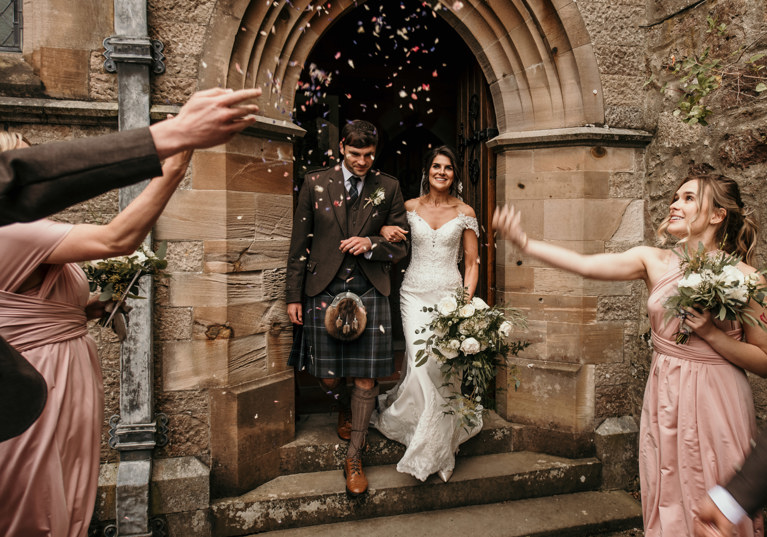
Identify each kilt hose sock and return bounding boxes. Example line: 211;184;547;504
347;383;379;460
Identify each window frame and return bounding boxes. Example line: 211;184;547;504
0;0;22;52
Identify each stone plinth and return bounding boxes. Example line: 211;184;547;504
595;416;639;490
209;372;295;498
96;456;211;536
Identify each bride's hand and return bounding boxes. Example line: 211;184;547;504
380;225;408;243
492;204;528;250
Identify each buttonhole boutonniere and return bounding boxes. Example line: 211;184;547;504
364;187;385;208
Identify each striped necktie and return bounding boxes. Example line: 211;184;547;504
348;176;360;204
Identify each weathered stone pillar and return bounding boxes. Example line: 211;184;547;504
105;0;165;535
491;127;652;457
155;117;304;498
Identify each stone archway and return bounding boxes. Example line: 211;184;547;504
200;0;605;129
157;0;650;495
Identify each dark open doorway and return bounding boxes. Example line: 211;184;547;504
293;1;474;187
291;1;495;413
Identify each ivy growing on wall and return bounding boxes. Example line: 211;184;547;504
647;16;766;125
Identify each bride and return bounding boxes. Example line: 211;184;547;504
372;145;481;482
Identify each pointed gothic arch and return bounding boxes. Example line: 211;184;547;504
199;0;604;133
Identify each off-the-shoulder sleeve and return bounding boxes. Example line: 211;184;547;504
459;213;480;238
0;219;72;292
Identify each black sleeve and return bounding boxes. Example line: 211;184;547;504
725;427;767;516
0;127;162;225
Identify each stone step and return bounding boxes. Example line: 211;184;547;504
249;490;642;537
211;451;602;536
280;410;520;475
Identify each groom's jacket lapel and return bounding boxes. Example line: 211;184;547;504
350;174;380;238
327;169;347;235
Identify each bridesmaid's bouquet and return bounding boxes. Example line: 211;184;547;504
664;244;767;344
82;243;169;339
415;288;528;427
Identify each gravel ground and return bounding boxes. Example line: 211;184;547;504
600;529;644;537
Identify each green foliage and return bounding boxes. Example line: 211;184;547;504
652;17;767;124
669;47;722;125
81;243;169;302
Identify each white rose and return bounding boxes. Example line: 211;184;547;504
460;337;481;355
437;296;458;316
432;324;447;337
498;321;512;339
678;273;703;289
449;339;461;350
721;265;745;286
436;344;459;359
724;285;749;304
471;297;489;310
459;304;476;318
458;320;473;335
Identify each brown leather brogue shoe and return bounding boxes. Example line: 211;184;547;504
343;457;368;497
337;408;352;441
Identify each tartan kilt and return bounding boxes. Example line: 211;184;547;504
288;272;394;379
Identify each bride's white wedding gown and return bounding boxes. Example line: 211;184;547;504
372;210;482;482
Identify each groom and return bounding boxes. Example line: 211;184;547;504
286;120;408;496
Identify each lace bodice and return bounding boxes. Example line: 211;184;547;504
401;210;479;294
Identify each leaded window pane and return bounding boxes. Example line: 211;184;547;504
0;0;21;52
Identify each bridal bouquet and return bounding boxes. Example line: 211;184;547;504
82;243;169;338
415;288;528;427
664;244;767;344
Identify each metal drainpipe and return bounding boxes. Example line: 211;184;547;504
103;0;165;535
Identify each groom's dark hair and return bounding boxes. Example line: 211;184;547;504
341;120;379;149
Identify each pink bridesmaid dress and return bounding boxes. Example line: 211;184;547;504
0;219;103;537
641;251;763;536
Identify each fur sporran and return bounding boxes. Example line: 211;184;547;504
324;291;367;341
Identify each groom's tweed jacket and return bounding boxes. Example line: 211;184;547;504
286;165;409;303
726;427;767;516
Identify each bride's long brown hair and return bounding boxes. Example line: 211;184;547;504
656;174;759;265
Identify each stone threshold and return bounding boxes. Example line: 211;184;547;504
251;490;642;537
211;451;603;535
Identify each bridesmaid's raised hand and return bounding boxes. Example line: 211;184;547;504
492;204;528;251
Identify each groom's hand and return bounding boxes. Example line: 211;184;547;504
340;236;373;256
287;303;303;325
693;496;736;537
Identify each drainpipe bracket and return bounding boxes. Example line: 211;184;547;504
103;36;166;75
108;413;169;451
